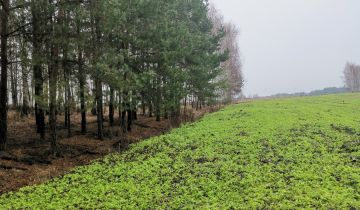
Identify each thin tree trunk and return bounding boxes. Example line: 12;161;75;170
141;92;146;116
155;103;161;122
133;108;137;121
21;39;30;116
127;109;132;131
142;102;146;116
164;108;168;119
183;96;187;115
121;110;126;133
122;91;132;132
78;49;86;133
64;90;68;126
95;79;103;139
92;0;103;139
118;94;122;126
109;87;114;126
63;46;71;137
95;80;103;138
149;101;153;117
192;95;195;108
10;44;18;108
155;78;161;122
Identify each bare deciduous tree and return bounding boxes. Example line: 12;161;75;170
208;3;244;102
343;62;360;92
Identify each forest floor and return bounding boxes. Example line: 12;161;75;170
0;106;220;194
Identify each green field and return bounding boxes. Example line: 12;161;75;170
1;94;359;209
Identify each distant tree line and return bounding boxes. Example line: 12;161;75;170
270;87;349;98
343;62;360;92
0;0;243;152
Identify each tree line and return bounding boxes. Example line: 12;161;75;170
0;0;243;153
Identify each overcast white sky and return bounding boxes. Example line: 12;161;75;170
211;0;360;96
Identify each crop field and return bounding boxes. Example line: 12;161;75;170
0;93;359;209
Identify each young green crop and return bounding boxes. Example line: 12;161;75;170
1;93;359;209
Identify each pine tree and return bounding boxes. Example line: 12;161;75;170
0;0;10;151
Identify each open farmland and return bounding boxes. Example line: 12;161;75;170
0;93;359;209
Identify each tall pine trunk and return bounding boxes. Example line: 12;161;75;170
49;44;58;154
48;0;61;154
76;2;86;134
92;0;103;139
0;0;9;151
32;1;45;140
